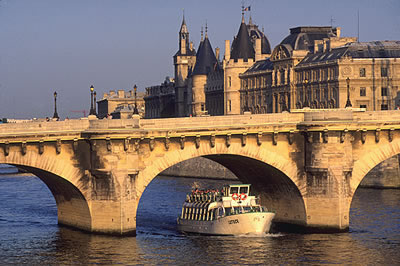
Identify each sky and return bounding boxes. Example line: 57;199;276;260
0;0;399;119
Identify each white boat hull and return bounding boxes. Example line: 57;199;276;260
177;212;275;235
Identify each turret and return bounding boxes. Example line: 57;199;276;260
191;26;217;117
173;14;197;117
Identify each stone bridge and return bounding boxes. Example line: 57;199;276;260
1;109;400;235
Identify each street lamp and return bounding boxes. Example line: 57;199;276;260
345;77;352;108
53;91;59;120
93;91;97;116
89;85;95;115
133;84;139;114
303;78;310;107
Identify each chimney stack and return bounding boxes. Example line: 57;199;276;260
224;40;230;61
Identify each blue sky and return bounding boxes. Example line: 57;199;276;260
1;0;399;118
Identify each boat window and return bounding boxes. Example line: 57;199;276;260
239;187;248;194
230;187;239;194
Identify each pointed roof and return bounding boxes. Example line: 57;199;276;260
192;35;217;75
231;20;255;61
180;14;188;34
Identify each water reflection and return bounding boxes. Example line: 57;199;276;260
0;174;399;265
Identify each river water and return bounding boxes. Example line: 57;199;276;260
0;171;399;265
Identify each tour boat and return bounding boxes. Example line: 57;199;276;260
177;184;275;235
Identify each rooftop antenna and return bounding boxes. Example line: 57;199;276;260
357;9;360;42
330;16;335;27
241;0;245;22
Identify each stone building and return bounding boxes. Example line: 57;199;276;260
97;89;145;119
239;27;400;113
144;12;271;117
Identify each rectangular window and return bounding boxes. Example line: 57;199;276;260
381;87;388;96
381;67;388;77
359;68;366;77
360;87;366;96
360;105;367;109
381;104;388;110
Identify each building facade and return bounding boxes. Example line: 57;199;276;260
144;12;271;118
97;89;145;119
144;13;400;118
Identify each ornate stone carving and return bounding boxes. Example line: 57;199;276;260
180;136;185;150
361;129;367;144
323;129;329;143
4;141;9;156
241;133;247;146
226;134;231;147
305;131;313;143
164;136;170;150
257;132;263;146
272;132;278;145
195;135;201;149
134;139;140;151
149;137;155;151
106;137;112;152
340;129;348;143
210;134;215;148
389;128;394;142
124;138;130;151
56;139;61;154
288;130;294;145
73;138;79;152
39;140;44;155
21;141;27;155
375;129;381;143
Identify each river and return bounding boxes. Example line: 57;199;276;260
0;172;399;265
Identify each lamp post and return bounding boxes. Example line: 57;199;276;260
345;77;352;108
53;91;59;120
93;91;97;116
89;85;95;115
133;84;139;114
303;78;310;107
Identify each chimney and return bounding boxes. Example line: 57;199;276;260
117;90;125;98
190;41;194;51
215;47;220;61
224;40;230;61
109;90;115;97
255;38;262;61
334;27;341;37
103;93;108;99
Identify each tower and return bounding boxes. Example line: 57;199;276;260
191;25;218;116
223;12;255;115
174;14;196;117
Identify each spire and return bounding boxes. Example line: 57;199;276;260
249;14;253;25
201;26;204;41
205;21;208;38
230;16;255;61
180;11;188;34
193;31;217;75
241;4;245;23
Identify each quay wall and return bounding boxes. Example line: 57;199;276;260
161;156;400;188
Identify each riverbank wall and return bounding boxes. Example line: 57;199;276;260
161;156;400;188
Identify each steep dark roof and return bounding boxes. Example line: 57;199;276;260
280;26;336;52
247;22;272;54
242;58;273;74
298;41;400;66
192;36;217;75
231;21;255;61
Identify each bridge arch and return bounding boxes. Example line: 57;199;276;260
352;138;400;194
135;140;307;228
0;150;92;232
